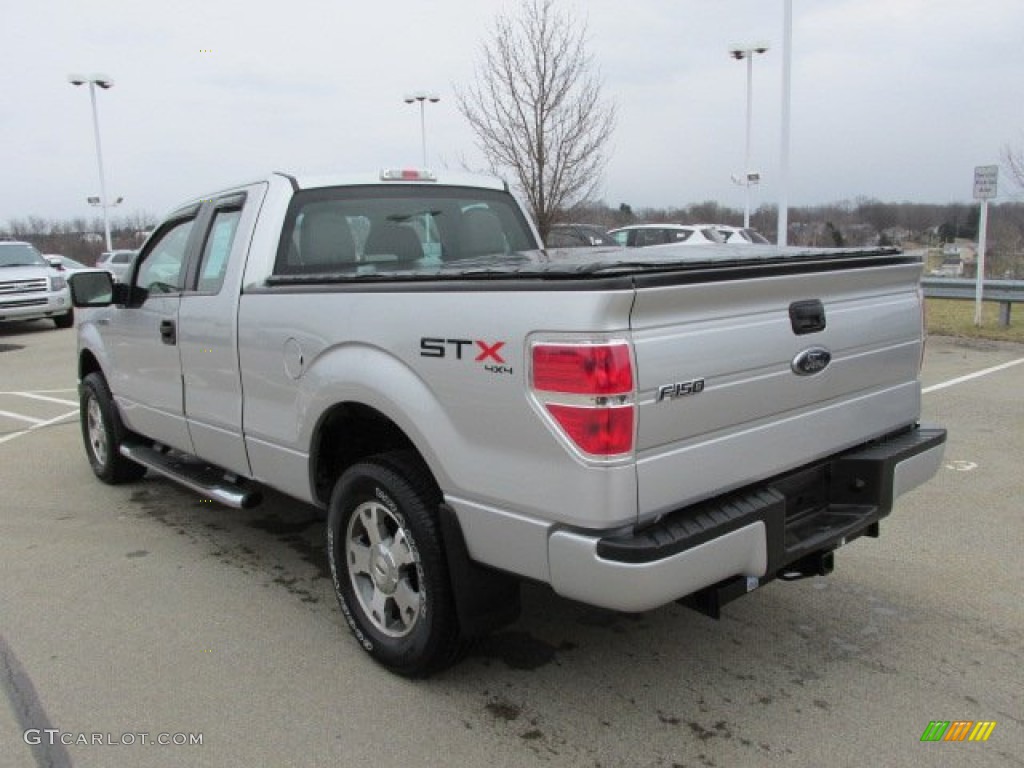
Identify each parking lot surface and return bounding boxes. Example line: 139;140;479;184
1;320;1022;767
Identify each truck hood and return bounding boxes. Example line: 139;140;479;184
0;265;53;281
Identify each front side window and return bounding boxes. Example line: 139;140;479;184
273;185;537;277
136;219;195;294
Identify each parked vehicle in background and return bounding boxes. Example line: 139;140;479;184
95;250;137;282
546;223;619;248
715;225;771;245
46;255;105;274
0;241;74;328
608;224;725;247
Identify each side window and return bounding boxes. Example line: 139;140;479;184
196;208;242;293
135;218;195;294
636;229;665;247
611;230;629;247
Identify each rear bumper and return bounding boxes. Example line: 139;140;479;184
548;425;946;612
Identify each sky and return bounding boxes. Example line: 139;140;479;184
3;0;1023;224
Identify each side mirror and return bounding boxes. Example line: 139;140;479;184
68;271;116;307
46;256;65;270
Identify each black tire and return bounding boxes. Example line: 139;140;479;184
54;309;74;329
80;372;146;484
327;451;464;677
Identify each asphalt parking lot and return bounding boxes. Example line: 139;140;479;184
1;320;1021;768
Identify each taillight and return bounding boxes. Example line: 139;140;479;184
533;344;633;395
531;341;636;459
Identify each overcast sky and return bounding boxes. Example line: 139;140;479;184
3;0;1022;223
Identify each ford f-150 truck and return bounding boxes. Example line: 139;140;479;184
68;170;946;676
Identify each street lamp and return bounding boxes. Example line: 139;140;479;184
69;73;116;252
778;0;793;247
728;43;769;229
403;91;440;167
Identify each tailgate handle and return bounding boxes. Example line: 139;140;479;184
789;300;826;335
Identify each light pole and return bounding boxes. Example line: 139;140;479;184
69;73;116;252
404;91;440;167
729;43;769;229
778;0;793;246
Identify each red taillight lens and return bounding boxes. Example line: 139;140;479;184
532;343;633;395
531;340;636;458
545;404;634;456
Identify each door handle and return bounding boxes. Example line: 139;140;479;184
159;319;177;345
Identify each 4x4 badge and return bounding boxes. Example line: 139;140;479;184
792;347;832;376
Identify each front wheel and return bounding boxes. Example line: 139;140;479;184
54;309;74;329
80;372;146;484
327;452;464;677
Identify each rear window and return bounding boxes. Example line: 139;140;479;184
113;252;134;263
273;185;537;277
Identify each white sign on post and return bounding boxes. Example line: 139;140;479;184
974;165;998;200
973;165;997;325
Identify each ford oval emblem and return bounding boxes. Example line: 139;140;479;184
792;347;832;376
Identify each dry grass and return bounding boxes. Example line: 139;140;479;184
925;298;1024;343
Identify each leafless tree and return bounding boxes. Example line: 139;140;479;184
456;0;616;240
1003;138;1024;192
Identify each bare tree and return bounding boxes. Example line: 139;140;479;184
1003;137;1024;191
457;0;616;240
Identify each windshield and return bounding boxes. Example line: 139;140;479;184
0;243;47;268
274;185;537;277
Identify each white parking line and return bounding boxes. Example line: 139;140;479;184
0;409;79;446
0;410;46;425
922;357;1024;395
0;388;77;396
13;392;79;407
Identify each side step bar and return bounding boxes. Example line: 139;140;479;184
120;441;262;509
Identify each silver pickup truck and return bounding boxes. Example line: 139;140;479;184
68;170;946;676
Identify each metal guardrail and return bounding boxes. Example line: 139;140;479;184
921;277;1024;327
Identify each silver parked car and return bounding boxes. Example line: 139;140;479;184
95;249;137;282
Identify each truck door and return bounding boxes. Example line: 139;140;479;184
176;186;265;477
104;211;199;454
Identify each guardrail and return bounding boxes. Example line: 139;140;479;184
921;277;1024;327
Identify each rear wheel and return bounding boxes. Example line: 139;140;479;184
80;372;146;484
326;451;464;677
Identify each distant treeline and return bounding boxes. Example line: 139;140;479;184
1;212;158;264
5;199;1024;274
572;198;1024;252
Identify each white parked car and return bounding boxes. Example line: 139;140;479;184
95;250;138;282
608;224;725;247
0;241;74;328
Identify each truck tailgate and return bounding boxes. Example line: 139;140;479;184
630;254;925;522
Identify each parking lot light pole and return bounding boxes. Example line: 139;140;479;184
69;74;115;253
404;91;440;167
778;0;793;246
729;44;769;229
